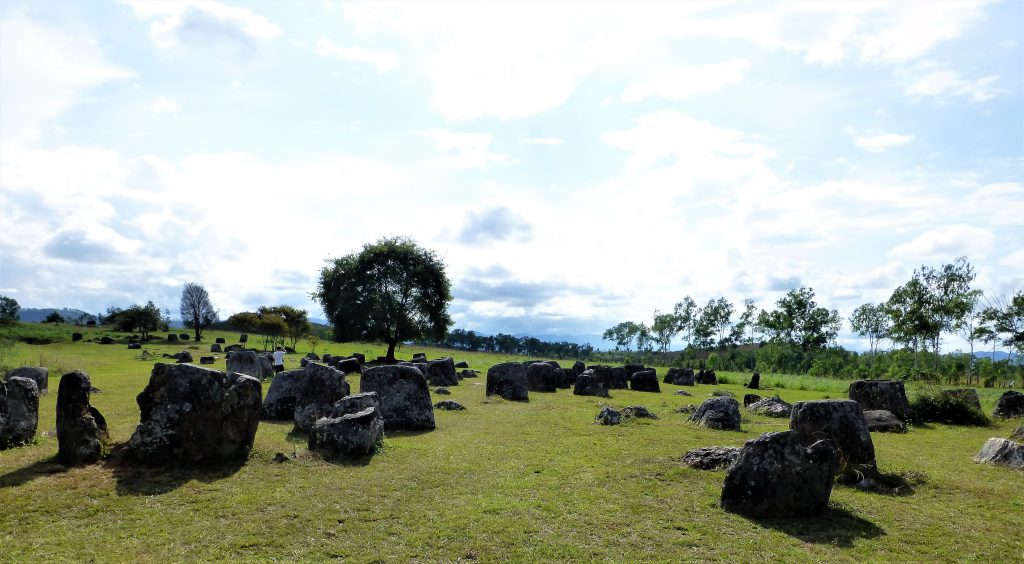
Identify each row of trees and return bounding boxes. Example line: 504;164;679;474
419;328;595;360
850;258;1023;382
225;306;312;350
603;257;1022;381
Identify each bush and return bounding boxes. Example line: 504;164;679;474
909;389;990;426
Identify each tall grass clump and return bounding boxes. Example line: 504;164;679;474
909;387;990;426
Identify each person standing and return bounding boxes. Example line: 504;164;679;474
272;346;286;374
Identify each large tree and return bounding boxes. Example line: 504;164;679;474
759;287;841;351
850;302;890;377
0;296;19;326
180;282;218;342
672;296;698;347
316;237;453;360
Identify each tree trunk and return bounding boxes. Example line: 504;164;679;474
386;339;397;361
194;327;202;342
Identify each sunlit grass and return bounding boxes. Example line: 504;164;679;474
0;328;1021;561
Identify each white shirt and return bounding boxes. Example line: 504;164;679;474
273;350;285;366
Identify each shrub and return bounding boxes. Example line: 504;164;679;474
909;389;990;426
72;332;83;342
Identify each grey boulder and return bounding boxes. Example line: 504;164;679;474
721;431;839;518
689;396;741;431
993;390;1024;418
0;376;39;449
526;362;558;392
848;379;910;422
629;370;660;393
261;369;304;420
226;350;274;380
973;438;1024;469
309;407;383;459
56;370;109;464
573;370;609;397
293;362;351;433
426;358;458;386
360;365;435;431
6;366;48;395
128;363;262;464
790;399;876;479
486;362;529;402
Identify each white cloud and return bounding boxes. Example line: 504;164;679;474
622;58;750;102
522;137;565;145
0;14;133;143
888;224;996;261
150;96;182;113
343;2;987;121
315;38;396;72
123;0;281;53
1000;249;1024;269
905;65;1001;102
854;133;914;152
0;144;407;315
421;129;511;169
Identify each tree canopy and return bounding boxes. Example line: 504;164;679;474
315;237;453;360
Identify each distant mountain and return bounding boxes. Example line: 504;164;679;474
973;350;1018;363
18;308;95;323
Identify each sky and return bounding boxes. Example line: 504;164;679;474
0;0;1022;352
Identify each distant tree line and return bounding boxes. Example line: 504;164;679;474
602;257;1023;384
417;328;595;361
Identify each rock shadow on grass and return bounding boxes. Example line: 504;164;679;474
105;445;246;496
748;503;886;548
0;455;71;488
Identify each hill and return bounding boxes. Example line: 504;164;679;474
17;308;94;323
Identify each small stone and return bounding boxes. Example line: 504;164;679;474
863;409;907;433
434;387;451;395
743;393;762;407
622;405;658;419
434;400;465;411
748;396;793;418
273;452;289;463
674;390;692;396
596;406;621;425
682;446;741;470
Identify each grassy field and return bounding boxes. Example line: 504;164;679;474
1;326;1022;562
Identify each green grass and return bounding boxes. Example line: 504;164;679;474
1;329;1022;562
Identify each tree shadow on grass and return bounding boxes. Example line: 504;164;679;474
0;455;71;488
105;445;246;496
750;504;886;548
